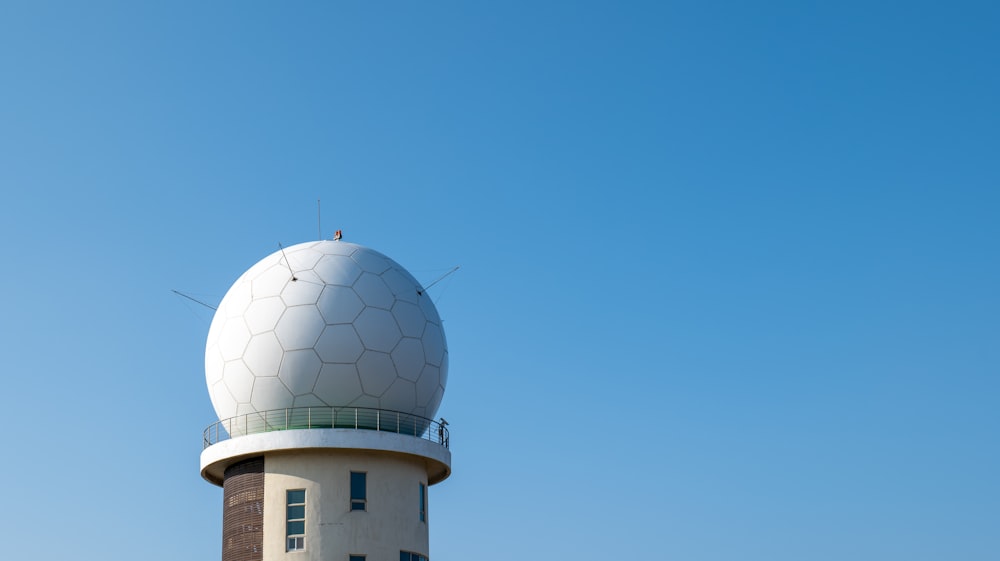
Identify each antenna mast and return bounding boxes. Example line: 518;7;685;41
278;242;298;281
417;266;460;296
171;289;217;311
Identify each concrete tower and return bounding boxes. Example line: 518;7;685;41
200;240;451;561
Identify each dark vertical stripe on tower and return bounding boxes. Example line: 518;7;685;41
222;457;264;561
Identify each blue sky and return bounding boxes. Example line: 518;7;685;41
1;2;998;560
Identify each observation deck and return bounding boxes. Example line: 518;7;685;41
200;406;451;486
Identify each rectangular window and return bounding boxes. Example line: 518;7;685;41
419;482;427;522
350;471;367;511
286;489;306;551
350;556;366;561
400;551;428;561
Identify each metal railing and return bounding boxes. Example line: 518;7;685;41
203;406;450;450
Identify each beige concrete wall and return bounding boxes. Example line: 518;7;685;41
262;450;430;561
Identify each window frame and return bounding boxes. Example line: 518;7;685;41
350;471;367;512
419;482;427;523
286;489;307;552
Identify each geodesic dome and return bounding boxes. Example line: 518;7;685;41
205;241;448;425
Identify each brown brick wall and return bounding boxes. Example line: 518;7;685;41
222;457;264;561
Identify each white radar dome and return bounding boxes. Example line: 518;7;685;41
205;241;448;424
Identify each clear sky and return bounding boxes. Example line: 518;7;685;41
1;2;997;560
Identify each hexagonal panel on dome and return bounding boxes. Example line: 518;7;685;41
252;264;293;298
250;376;294;412
313;363;363;405
211;380;237;420
418;293;442;324
218;319;251;361
223;360;255;403
244;296;285;335
222;280;254;318
391;337;425;381
243;331;283;377
206;316;225;351
421;324;446;367
354;308;401;352
352;272;394;310
315;254;363;286
280;275;324;306
381;268;421;303
380;379;417;412
438;353;449;388
318;241;358;257
205;347;225;386
315;324;364;363
424;386;444;417
275;305;325;350
415;365;440;405
352;250;391;274
286;246;323;271
278;349;322;395
357;350;397;397
391;301;427;338
317;285;364;324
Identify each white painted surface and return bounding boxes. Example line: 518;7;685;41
200;428;452;486
263;451;430;561
206;241;449;422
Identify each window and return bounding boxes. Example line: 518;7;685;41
350;471;366;511
286;489;306;551
419;482;427;522
400;551;428;561
349;556;366;561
